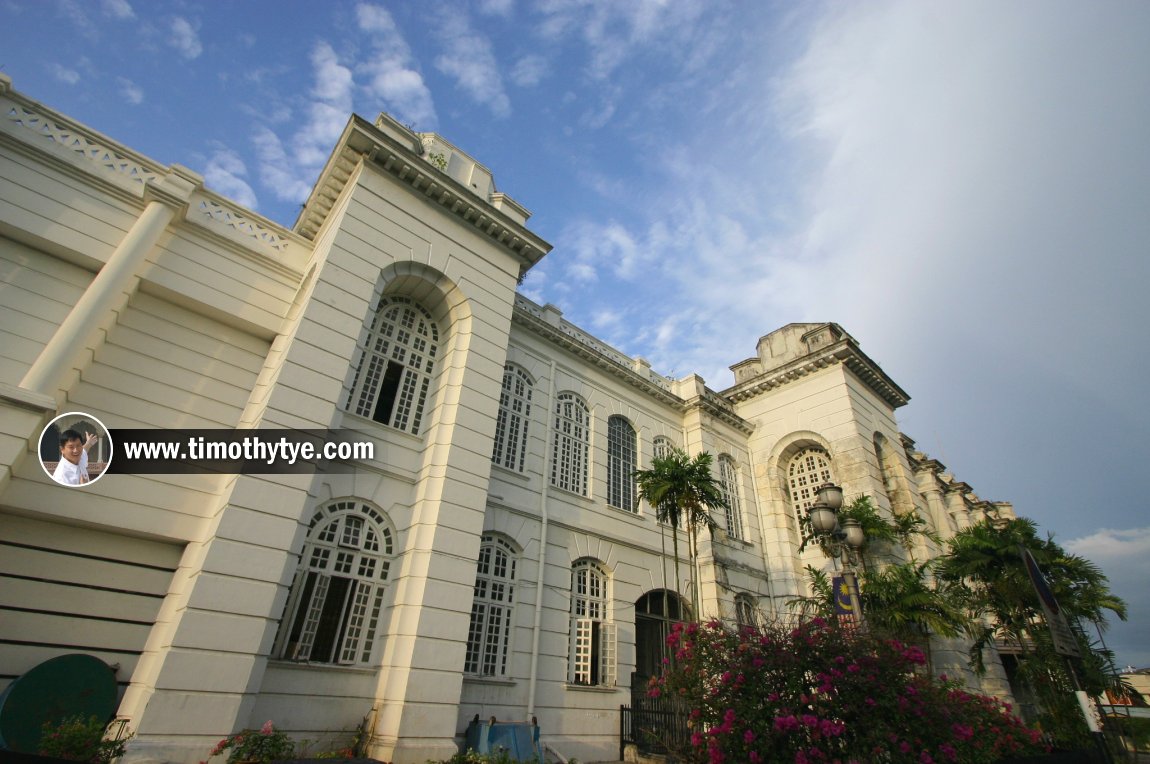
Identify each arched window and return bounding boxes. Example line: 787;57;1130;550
634;590;688;678
492;365;533;472
569;559;615;686
278;500;394;665
718;454;743;540
464;534;517;677
607;416;637;512
788;447;835;527
735;593;758;629
346;295;439;434
652;436;673;461
551;392;590;495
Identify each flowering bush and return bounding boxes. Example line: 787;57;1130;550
651;619;1047;764
206;721;295;763
38;716;132;764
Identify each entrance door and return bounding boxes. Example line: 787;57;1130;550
632;589;687;685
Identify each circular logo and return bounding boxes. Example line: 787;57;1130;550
38;412;113;488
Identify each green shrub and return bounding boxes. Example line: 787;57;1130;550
38;716;133;764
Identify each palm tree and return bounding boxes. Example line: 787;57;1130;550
936;517;1127;651
935;518;1128;748
634;448;727;619
861;561;971;639
859;560;972;670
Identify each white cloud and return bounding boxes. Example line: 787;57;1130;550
169;16;202;59
591;308;621;332
356;3;438;128
434;12;510;118
101;0;133;20
57;0;93;32
51;64;80;85
203;148;259;210
1065;528;1150;565
252;126;314;204
535;0;707;79
510;55;548;87
252;42;356;205
477;0;513;16
768;1;1150;405
117;77;144;105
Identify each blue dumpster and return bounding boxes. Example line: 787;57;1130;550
463;716;542;762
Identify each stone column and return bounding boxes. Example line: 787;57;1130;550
914;463;953;541
944;483;973;530
20;167;201;397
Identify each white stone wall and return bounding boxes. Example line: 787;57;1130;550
0;77;1020;764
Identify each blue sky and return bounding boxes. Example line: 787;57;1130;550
3;0;1148;668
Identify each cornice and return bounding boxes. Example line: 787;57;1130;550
510;302;755;435
511;303;684;408
682;390;755;435
720;336;910;409
295;115;551;270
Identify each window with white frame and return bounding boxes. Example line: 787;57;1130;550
346;295;439;434
278;500;394;665
718;454;744;540
607;416;637;512
788;447;835;527
492;365;533;472
464;534;517;677
551;392;590;496
569;559;615;686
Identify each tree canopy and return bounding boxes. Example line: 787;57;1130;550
634;448;727;617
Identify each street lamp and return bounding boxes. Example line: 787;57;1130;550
807;483;866;623
808;482;842;534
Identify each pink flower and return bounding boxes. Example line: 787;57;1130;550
774;715;800;733
744;729;755;744
260;720;274;735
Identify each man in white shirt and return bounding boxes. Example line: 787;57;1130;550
52;429;97;486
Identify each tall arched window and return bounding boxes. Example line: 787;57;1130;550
278;500;394;665
464;534;517;677
718;454;743;540
551;392;590;495
788;447;835;527
652;436;673;461
492;365;533;472
569;559;615;686
607;416;636;512
346;295;439;434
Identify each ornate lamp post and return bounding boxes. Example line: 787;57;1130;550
807;482;866;623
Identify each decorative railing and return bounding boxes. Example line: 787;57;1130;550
3;102;163;186
194;197;292;253
3;92;300;262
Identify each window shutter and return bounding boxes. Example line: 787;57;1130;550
339;580;376;664
600;621;618;686
571;617;594;684
295;572;331;661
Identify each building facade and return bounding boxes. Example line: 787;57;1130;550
0;75;1011;763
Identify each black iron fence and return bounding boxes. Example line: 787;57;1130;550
621;672;692;761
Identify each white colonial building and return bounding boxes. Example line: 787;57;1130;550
0;74;1012;763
